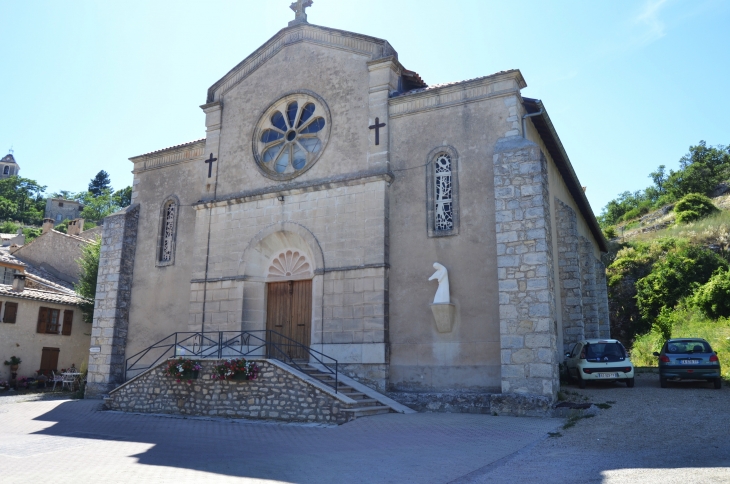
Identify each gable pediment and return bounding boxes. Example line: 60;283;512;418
206;24;397;103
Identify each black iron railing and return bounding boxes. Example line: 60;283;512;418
124;330;338;392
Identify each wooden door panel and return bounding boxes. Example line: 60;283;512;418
266;279;312;360
291;280;312;359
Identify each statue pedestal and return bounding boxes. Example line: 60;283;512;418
431;303;456;333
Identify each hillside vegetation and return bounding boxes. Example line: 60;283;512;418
599;141;730;377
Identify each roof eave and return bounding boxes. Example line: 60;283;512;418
523;98;608;252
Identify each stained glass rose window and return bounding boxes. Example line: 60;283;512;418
253;92;331;180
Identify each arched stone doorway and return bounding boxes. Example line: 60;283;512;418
239;223;324;359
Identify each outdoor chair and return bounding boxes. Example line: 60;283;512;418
50;371;64;391
61;372;77;391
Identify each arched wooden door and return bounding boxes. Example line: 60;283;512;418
266;280;312;359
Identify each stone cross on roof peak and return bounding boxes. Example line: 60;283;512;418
289;0;313;26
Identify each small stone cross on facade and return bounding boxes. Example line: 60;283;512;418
204;153;217;178
369;117;386;146
289;0;313;26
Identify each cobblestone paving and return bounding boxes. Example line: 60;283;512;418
0;397;559;484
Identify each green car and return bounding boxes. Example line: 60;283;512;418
653;338;722;389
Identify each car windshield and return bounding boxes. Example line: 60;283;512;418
666;341;711;354
585;343;625;362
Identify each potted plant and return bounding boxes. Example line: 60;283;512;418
163;357;203;384
211;358;260;381
4;356;21;372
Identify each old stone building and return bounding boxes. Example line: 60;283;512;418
0;152;19;179
45;198;84;223
87;3;609;412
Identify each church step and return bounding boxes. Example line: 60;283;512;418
343;406;392;417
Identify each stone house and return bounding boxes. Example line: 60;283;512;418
87;4;609;413
45;198;84;223
0;255;89;382
11;218;97;285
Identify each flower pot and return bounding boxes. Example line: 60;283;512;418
10;365;18;372
181;370;199;380
230;373;250;381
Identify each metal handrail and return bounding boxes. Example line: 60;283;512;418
124;330;339;392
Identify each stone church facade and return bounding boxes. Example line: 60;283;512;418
87;7;609;408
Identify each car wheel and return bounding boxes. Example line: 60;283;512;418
626;377;635;388
660;377;667;388
714;378;722;390
578;376;586;389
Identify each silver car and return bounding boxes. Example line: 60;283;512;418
653;338;722;389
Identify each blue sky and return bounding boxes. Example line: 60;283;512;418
1;0;728;214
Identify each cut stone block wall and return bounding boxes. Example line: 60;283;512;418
555;199;585;348
579;236;600;339
106;359;353;424
86;205;140;397
493;137;559;399
595;259;611;338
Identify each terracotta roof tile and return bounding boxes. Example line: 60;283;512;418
0;284;85;305
397;70;520;97
133;138;206;158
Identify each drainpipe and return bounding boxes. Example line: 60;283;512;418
522;101;544;139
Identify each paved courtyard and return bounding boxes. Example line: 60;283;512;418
2;373;729;484
0;396;559;484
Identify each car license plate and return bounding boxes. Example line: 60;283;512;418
596;373;619;378
680;360;700;365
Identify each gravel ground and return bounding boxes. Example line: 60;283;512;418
460;372;730;483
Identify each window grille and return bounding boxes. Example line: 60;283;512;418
160;201;176;262
434;154;454;231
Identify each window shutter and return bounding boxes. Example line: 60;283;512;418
4;302;17;324
62;310;73;336
36;307;48;333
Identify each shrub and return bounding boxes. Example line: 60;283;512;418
635;245;727;324
674;193;719;224
692;269;730;318
603;226;617;239
0;221;19;234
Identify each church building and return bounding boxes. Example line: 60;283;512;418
87;2;609;412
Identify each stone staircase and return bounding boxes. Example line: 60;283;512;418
295;361;393;418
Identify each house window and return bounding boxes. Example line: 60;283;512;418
37;307;61;334
62;310;73;335
56;214;62;222
427;147;460;237
58;202;64;207
0;266;15;285
158;197;179;266
3;302;18;323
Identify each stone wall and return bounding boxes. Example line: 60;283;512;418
106;359;354;425
12;229;89;284
493;137;559;399
579;237;600;339
86;205;140;397
595;259;611;338
555;199;585;348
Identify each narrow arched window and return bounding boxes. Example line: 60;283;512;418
427;147;460;237
157;197;179;266
434;154;453;231
2;166;8;175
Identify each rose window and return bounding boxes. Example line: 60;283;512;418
253;92;331;180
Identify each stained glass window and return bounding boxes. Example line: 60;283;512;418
160;200;176;262
255;93;330;179
434;154;453;231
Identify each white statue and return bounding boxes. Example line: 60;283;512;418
429;263;450;304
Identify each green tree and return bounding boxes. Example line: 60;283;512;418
88;170;112;197
79;189;121;222
635;245;727;325
663;142;730;201
0;176;47;224
113;186;132;207
0;197;18;220
0;220;19;234
692;269;730;319
75;236;101;323
674;193;719;224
